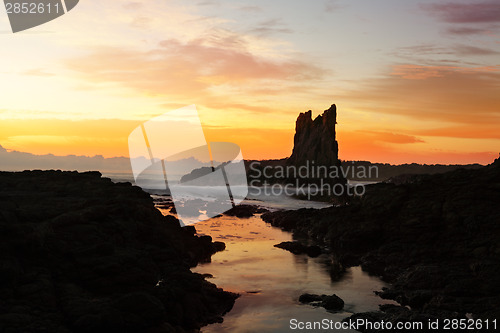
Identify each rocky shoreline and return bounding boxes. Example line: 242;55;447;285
0;170;237;332
262;157;500;330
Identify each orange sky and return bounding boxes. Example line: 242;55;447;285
0;1;499;165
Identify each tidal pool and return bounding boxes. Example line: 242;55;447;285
189;211;396;333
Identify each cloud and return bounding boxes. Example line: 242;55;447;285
337;130;497;165
359;131;425;144
248;19;293;36
447;26;498;35
196;1;219;7
65;36;323;99
418;125;500;139
422;2;500;23
391;64;499;80
396;44;453;57
453;44;499;56
340;64;500;128
324;0;342;13
422;2;500;36
196;101;273;114
393;43;499;65
391;64;450;80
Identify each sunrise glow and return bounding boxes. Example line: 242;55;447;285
1;0;499;165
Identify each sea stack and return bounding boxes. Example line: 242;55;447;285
288;104;342;168
287;104;346;188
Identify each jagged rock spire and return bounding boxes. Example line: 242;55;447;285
288;104;341;167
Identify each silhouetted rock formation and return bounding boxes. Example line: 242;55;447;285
288;104;341;168
244;105;346;199
0;171;237;332
262;158;500;325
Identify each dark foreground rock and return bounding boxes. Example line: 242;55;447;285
0;170;237;333
263;158;500;326
299;293;344;311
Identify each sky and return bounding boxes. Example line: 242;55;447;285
0;0;499;165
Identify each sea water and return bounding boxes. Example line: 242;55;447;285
154;193;396;333
107;173;396;332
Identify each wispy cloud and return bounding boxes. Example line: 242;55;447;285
422;2;500;23
391;64;499;80
341;64;500;129
358;131;425;144
324;0;342;13
418;125;500;139
197;1;219;7
248;19;293;36
447;26;498;35
422;1;500;36
396;44;453;57
393;43;498;65
338;131;497;164
453;44;499;56
65;35;323;98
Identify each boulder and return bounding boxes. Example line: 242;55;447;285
299;293;344;311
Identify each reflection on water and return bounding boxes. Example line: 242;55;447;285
113;171;394;332
188;214;396;333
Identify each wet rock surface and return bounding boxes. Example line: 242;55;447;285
263;158;500;326
0;170;237;332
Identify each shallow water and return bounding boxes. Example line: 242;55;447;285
149;188;397;333
187;212;395;333
113;172;395;331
